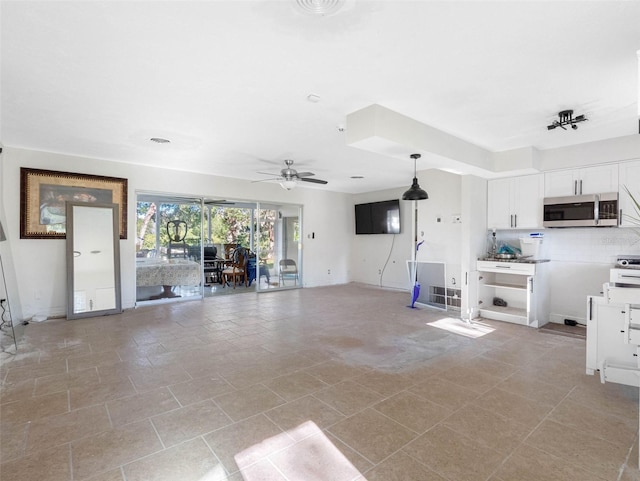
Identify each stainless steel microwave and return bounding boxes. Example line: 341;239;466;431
543;193;618;227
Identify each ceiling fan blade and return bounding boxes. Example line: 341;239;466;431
296;172;315;178
251;177;282;183
257;171;281;176
299;177;328;184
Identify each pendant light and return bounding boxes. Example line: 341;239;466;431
402;153;428;200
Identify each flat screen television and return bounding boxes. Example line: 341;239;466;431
355;199;401;234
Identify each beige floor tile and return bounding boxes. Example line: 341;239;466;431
496;370;571;405
123;437;225;481
82;468;125;481
303;359;368;385
267;424;365;481
492;444;610;481
106;387;180;426
4;358;68;382
67;350;122;371
0;443;71;481
262;371;329;401
127;365;191;392
71;419;163;480
436;364;503;394
168;375;235;406
373;391;452;434
4;285;638;479
526;419;630;480
442;404;531;454
69;378;136;410
0;421;29;462
365;451;447;481
0;390;68;422
409;376;479;410
0;378;35;403
323;431;375;474
34;367;100;396
151;399;232;447
474;387;554;428
81;468;125;481
402;424;504;481
235;458;288;481
328;408;417;464
265;395;345;436
26;404;111;454
549;398;638;447
351;370;413;397
214;384;286;421
203;414;293;474
567;380;639;422
313;380;383;416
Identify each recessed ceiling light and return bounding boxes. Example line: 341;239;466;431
350;175;364;179
306;93;321;103
150;137;170;144
294;0;346;16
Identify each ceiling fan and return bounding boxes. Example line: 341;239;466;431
255;159;328;190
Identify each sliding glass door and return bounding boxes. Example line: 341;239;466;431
136;194;203;303
257;203;302;291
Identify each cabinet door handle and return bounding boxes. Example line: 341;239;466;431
574;180;577;195
529;278;533;293
510;214;513;228
588;297;593;321
579;179;583;195
495;265;511;269
465;272;468;285
514;214;517;228
620;209;623;225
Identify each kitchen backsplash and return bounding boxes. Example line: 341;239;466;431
494;227;640;264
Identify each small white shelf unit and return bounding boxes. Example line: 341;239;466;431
477;260;549;328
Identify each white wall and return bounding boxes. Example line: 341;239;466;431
2;147;352;319
496;227;640;324
351;170;463;294
350;186;412;290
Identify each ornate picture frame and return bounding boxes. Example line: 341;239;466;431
20;168;128;239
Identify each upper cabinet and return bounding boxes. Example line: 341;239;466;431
618;160;640;227
487;174;544;230
544;164;619;197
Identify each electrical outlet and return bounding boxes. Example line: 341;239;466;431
327;269;331;275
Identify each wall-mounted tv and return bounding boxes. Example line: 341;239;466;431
355;199;401;235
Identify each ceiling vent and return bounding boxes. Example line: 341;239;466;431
294;0;347;16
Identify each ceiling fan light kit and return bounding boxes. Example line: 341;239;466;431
402;153;429;201
547;109;588;131
256;159;328;189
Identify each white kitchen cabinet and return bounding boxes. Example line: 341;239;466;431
487;174;543;230
544;164;618;197
585;295;639;385
477;260;549;327
618;160;640;227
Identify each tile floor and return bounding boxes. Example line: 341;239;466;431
1;283;638;481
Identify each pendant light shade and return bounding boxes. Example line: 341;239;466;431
402;153;428;200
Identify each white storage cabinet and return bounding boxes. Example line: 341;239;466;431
544;164;618;197
618;160;640;227
586;295;639;386
487;174;543;230
477;261;549;328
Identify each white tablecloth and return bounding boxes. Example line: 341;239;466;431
136;258;201;287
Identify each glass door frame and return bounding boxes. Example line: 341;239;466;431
255;202;302;292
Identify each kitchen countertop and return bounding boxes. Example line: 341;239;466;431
478;257;551;264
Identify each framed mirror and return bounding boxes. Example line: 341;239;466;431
66;202;122;319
